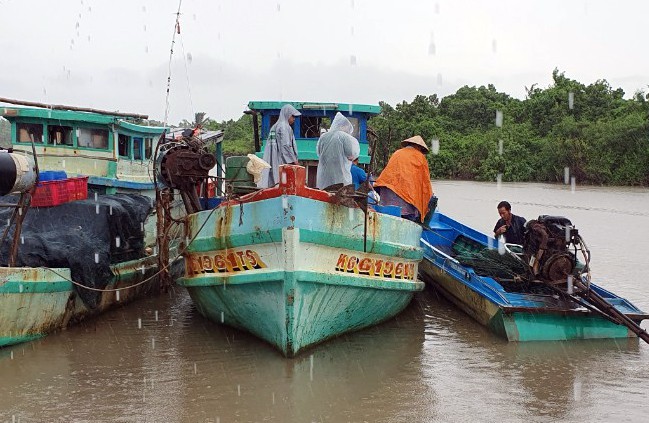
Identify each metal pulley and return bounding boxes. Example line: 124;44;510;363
0;151;37;196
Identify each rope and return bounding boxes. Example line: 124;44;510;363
40;204;219;293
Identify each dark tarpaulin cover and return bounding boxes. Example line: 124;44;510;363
0;194;153;308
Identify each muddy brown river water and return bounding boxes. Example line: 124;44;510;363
1;181;648;422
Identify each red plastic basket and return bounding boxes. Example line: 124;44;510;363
66;176;89;201
31;179;70;207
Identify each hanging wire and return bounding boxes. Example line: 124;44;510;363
163;0;184;127
179;30;195;119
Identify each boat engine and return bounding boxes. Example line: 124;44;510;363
522;215;583;282
0;150;37;196
155;133;216;214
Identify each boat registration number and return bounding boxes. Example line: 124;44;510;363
186;249;267;275
334;254;415;280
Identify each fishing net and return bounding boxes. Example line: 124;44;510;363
0;194;153;308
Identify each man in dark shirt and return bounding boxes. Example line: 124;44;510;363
493;201;526;245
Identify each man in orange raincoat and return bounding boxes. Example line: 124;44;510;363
374;135;433;223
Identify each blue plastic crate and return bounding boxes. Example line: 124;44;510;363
39;170;67;181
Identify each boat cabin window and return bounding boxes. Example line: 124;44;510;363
133;137;143;160
16;123;43;143
77;128;109;149
118;134;131;158
47;125;73;146
347;117;360;139
144;137;153;159
269;115;279;131
300;116;330;138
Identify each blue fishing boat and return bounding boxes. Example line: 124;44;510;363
419;212;649;342
157;101;425;357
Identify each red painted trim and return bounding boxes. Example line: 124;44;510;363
220;165;334;207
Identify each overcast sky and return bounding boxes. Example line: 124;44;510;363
1;0;648;124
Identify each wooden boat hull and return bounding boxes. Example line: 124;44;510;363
0;255;161;347
419;260;635;341
178;166;424;357
420;212;647;342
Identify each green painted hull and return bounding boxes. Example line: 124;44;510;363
420;259;637;341
0;255;162;348
179;166;425;356
182;269;419;357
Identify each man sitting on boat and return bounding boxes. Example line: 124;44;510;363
315;112;360;190
259;104;301;188
351;157;367;190
493;200;526;245
374;135;433;223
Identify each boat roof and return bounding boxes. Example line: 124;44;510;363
1;106;167;135
248;101;381;115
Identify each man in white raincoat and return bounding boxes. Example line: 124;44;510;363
316;112;360;190
259;104;301;188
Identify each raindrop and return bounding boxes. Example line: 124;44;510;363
143;24;147;32
75;22;80;29
237;384;241;396
221;311;224;323
272;392;275;405
151;337;155;349
495;110;503;127
141;265;145;274
94;192;98;201
193;13;197;21
18;207;22;216
276;3;281;12
573;378;582;400
497;238;506;255
496;173;502;190
568;91;575;109
43;87;47;95
94;252;99;263
10;351;13;359
88;6;91;12
62;159;66;168
435;2;440;13
116;290;120;301
20;235;23;244
115;236;121;247
570;176;576;193
428;42;436;56
310;354;314;381
437;73;443;86
350;0;355;9
565;225;572;242
109;205;113;215
142;5;146;12
487;237;495;250
194;363;197;374
148;79;153;88
187;52;193;64
348;104;353;114
564;167;570;184
19;283;24;293
492;39;497;53
87;35;91;42
71;38;75;45
431;138;440;155
141;222;144;232
138;318;142;329
498;139;503;155
350;55;357;66
145;46;149;53
350;26;354;36
155;310;159;321
567;275;574;294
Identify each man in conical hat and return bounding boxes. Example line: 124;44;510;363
374;135;433;222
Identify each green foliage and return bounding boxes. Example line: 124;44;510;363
368;69;649;186
203;114;255;156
